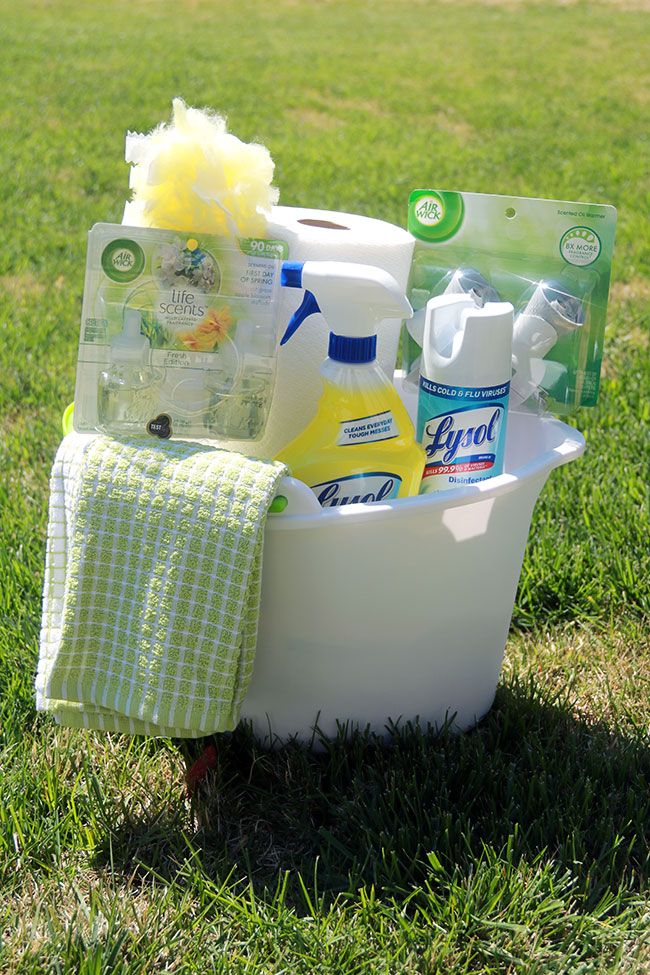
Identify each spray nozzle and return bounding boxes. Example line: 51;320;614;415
279;260;412;364
280;262;321;345
406;267;497;350
422;294;513;371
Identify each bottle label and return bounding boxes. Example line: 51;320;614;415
337;410;398;446
417;377;509;489
311;472;402;507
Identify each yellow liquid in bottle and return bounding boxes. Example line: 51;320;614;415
277;361;425;507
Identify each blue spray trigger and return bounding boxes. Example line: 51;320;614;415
280;262;304;288
280;290;321;345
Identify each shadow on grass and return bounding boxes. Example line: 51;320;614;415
92;675;650;910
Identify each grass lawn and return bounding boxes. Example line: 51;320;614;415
1;0;649;971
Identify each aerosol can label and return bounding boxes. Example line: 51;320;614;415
417;377;509;491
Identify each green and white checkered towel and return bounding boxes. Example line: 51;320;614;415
36;433;287;737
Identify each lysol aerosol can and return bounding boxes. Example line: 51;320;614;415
417;294;514;492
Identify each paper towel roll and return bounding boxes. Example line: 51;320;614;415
226;206;415;459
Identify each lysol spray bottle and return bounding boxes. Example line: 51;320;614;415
417;294;514;492
276;260;425;506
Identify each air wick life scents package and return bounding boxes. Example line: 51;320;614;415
404;190;617;414
73;224;288;440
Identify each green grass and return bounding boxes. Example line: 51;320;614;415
1;0;649;970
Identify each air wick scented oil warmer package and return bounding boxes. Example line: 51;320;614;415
403;189;617;415
73;224;287;441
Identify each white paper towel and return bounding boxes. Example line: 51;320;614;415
227;206;415;459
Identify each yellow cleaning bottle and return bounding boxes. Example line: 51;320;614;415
276;261;425;507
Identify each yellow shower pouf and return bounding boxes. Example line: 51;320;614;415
123;98;279;237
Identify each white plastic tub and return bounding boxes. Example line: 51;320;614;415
241;384;585;744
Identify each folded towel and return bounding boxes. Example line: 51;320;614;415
36;434;287;737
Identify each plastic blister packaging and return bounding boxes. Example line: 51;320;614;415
73;224;288;441
405;190;617;414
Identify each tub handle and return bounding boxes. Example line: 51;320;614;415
269;476;322;516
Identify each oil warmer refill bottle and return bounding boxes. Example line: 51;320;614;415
98;309;155;435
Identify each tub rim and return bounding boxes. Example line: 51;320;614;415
269;413;586;530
